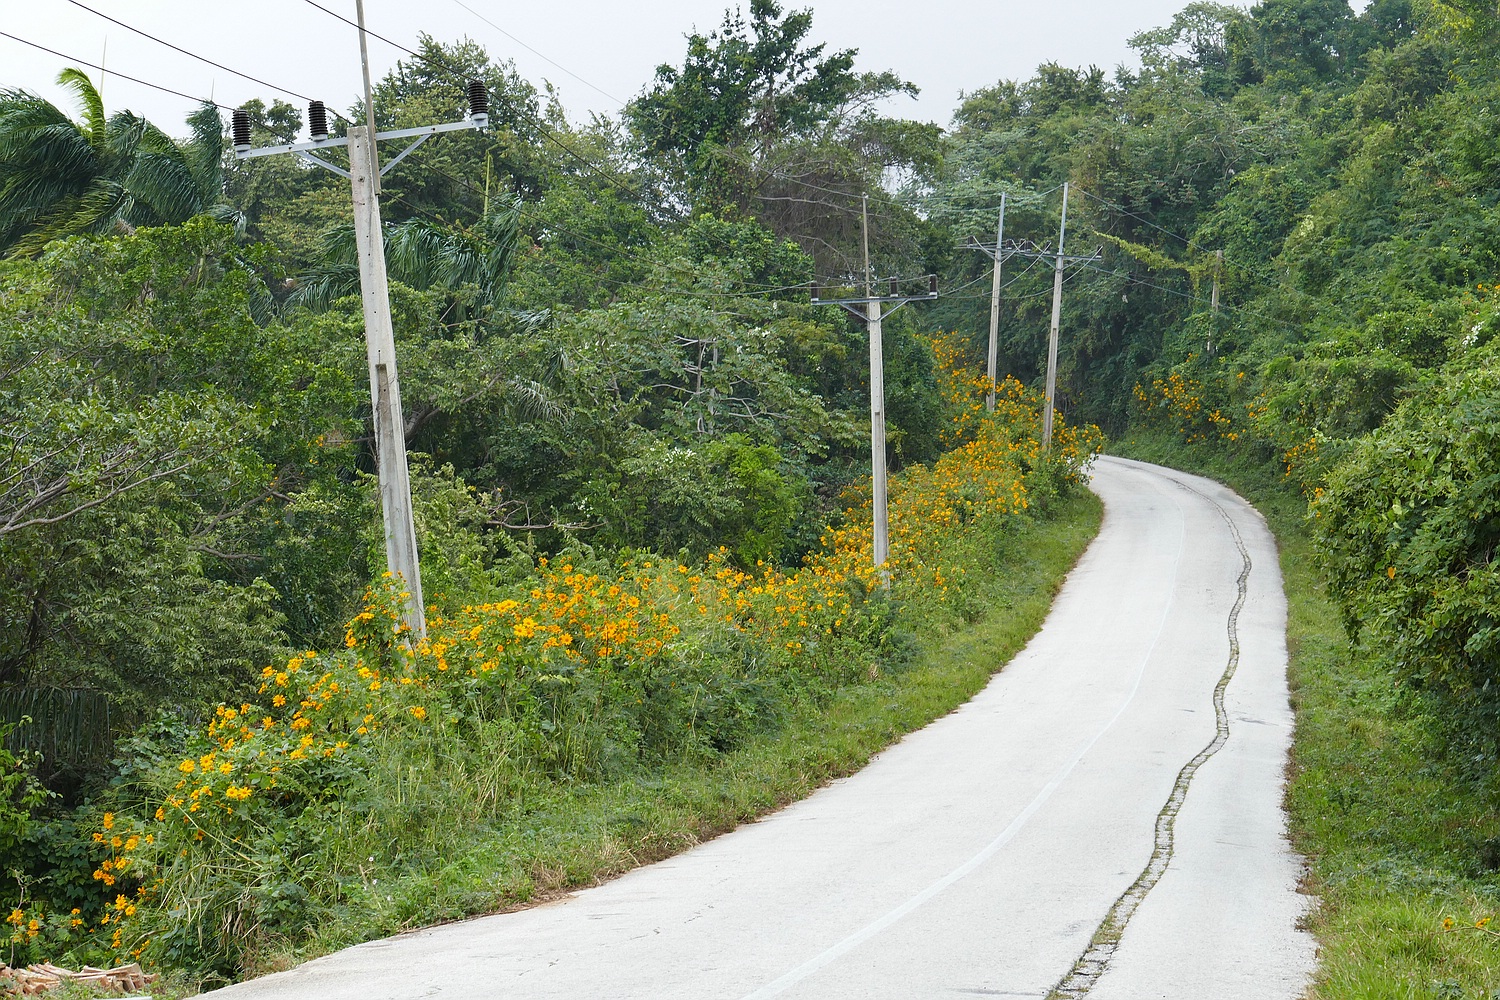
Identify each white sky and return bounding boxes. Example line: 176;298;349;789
0;0;1244;139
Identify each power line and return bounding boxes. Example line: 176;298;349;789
299;0;644;201
910;182;1067;210
5;9;915;304
0;29;228;109
371;184;829;304
300;0;918;284
1076;188;1209;254
406;156;829;294
445;0;621;108
436;0;913;225
1076;259;1307;337
59;0;351;121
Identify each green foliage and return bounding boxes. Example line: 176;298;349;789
1316;348;1500;692
629;0;863;197
292;199;522;321
580;434;808;567
628;0;937;275
0;719;49;860
0;223;317;716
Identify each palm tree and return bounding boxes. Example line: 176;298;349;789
291;198;522;323
0;68;238;258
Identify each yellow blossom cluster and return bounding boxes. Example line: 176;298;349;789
1133;369;1239;444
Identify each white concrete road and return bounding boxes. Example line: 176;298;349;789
206;457;1317;1000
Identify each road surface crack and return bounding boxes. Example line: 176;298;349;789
1046;478;1252;999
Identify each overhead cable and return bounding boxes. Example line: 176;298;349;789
60;0;350;121
0;30;226;109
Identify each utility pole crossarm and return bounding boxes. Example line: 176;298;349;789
235;119;482;162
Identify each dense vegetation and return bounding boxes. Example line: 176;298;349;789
6;0;1500;991
0;0;1101;986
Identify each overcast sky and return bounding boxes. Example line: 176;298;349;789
0;0;1260;138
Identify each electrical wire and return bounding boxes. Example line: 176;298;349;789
297;0;920;288
409;151;938;294
5;9;934;305
1075;259;1308;337
59;0;352;121
909;182;1066;211
428;0;913;225
1076;188;1209;254
0;19;790;306
445;0;622;109
298;0;645;201
0;29;228;109
406;156;837;294
378;182;834;303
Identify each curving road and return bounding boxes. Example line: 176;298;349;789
207;457;1317;999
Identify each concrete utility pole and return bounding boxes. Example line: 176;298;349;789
1042;182;1069;449
1211;248;1223;316
232;12;491;639
352;0;421;636
356;0;380;192
809;218;938;573
349;125;424;637
863;194;890;571
986;193;1007;413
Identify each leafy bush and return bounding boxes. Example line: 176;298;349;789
1316;346;1500;691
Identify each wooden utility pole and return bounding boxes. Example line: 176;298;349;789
863;194;890;571
1043;182;1069;449
986;193;1007;413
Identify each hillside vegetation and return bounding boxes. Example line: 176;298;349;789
3;0;1500;993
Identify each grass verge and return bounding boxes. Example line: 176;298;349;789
1116;429;1500;1000
222;489;1105;981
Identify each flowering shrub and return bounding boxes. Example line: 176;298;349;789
1132;369;1240;445
19;346;1100;978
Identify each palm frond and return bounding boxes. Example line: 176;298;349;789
288;224;362;310
7;181;130;258
55;67;106;150
501;377;566;423
123;150;204;224
184;102;227;203
292;203;523;315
